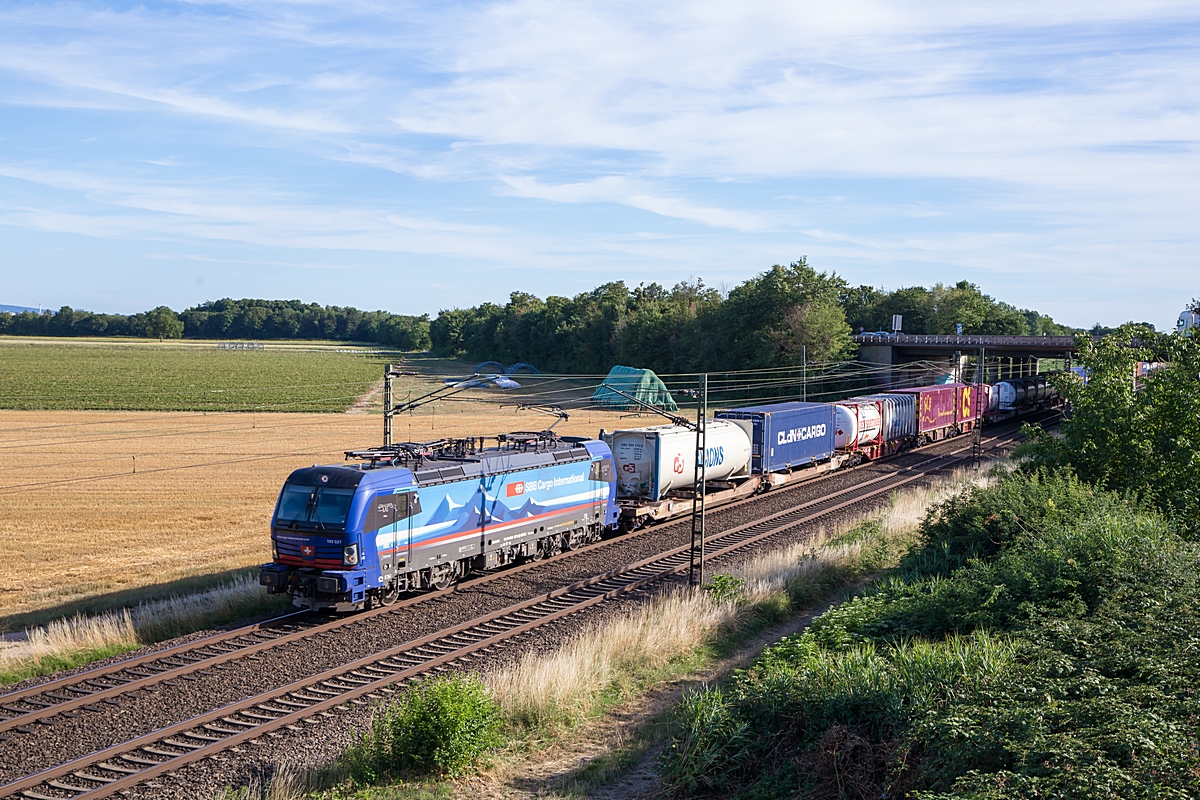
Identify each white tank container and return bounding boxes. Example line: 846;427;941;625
833;402;882;449
603;421;752;500
994;381;1024;411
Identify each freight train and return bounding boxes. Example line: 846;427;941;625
260;378;1057;609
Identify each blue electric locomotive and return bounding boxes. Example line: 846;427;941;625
259;434;619;611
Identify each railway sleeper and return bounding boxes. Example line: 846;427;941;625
72;770;119;784
271;698;310;709
181;730;226;742
95;762;141;775
116;754;164;766
331;675;372;686
443;633;483;644
221;716;261;728
351;669;388;679
240;710;283;722
48;778;97;792
122;667;161;678
17;698;53;709
143;744;195;756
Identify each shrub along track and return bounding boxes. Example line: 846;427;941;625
0;418;1046;799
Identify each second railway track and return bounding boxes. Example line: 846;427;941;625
0;421;1037;800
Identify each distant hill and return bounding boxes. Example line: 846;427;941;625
0;304;39;314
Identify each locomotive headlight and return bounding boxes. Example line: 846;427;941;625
271;539;278;561
343;544;360;567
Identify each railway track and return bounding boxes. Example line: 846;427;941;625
0;419;1040;800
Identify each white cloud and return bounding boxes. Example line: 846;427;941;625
499;175;766;230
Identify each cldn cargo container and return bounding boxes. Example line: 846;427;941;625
715;401;836;474
602;421;752;501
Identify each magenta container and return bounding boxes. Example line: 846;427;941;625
890;385;959;433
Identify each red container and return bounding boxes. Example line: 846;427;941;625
955;383;983;423
891;385;959;433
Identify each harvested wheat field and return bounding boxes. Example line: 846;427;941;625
0;402;634;628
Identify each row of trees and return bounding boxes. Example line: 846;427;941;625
429;261;1077;374
0;298;431;350
842;280;1075;336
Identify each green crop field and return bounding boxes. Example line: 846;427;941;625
0;338;400;412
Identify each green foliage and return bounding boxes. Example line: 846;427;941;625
659;685;756;794
343;674;502;781
702;574;747;604
0;341;389;411
658;472;1200;798
1022;325;1200;536
143;306;184;339
841;279;1075;336
899;469;1104;579
0;642;142;687
429;261;855;374
0;298;431;349
427;268;1074;375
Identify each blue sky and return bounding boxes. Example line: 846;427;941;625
0;1;1196;329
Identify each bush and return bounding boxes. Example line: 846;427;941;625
658;472;1200;798
344;673;502;780
658;686;754;794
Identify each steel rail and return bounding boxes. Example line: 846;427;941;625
0;425;1029;800
0;414;1044;736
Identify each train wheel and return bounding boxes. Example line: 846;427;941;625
428;564;458;590
379;580;401;606
565;529;586;551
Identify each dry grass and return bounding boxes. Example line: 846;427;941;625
0;402;631;628
0;572;291;684
732;465;1000;605
487;591;740;731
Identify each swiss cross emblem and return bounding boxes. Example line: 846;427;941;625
301;545;315;557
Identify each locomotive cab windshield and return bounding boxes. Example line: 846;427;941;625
275;484;355;531
271;466;364;533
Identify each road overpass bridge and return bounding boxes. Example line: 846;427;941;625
853;333;1079;386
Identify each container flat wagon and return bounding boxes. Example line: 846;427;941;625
605;403;848;529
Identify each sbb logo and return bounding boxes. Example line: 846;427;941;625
673;454;685;474
506;482;524;497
